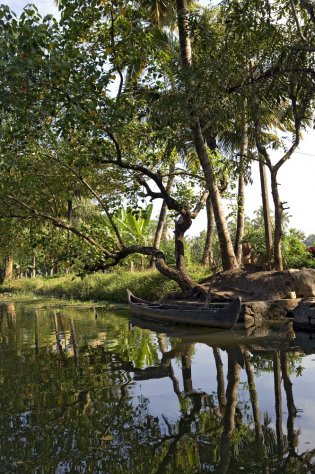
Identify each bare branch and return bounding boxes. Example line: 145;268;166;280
162;169;205;182
106;131;123;163
137;177;164;201
274;88;312;172
227;63;281;94
190;190;209;218
291;45;315;51
6;195;114;257
98;156;188;215
84;244;202;292
273;142;299;173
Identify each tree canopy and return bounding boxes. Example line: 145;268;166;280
0;0;314;287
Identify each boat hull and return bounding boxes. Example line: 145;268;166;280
127;290;241;329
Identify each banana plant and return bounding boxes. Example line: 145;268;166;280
114;204;154;246
112;204;154;270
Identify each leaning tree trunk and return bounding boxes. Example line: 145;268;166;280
244;350;268;467
67;198;73;239
244;350;264;440
213;347;226;413
273;351;284;456
218;348;242;474
181;345;194;393
155;250;198;293
280;351;297;452
67;199;73;223
151;200;168;258
270;168;283;271
155;191;209;293
202;195;215;267
150;163;175;268
259;161;273;265
234;165;245;264
176;0;238;272
192;126;238;271
234;118;248;263
174;214;195;287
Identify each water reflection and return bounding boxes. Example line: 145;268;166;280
0;301;314;472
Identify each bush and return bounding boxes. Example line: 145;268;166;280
282;229;315;269
242;226;315;269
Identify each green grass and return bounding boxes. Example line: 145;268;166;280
0;269;184;303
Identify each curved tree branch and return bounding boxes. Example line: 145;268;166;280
99;154;186;214
6;194;114;256
39;149;125;248
84;244;203;292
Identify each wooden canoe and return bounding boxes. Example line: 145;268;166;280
127;289;242;329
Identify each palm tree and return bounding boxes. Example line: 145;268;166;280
176;0;239;270
56;0;238;272
138;0;239;271
234;109;249;264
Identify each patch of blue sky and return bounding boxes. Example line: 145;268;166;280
5;0;58;17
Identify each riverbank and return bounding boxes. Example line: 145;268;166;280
0;269;194;304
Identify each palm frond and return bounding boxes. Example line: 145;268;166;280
141;0;173;26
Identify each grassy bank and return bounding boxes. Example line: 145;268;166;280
0;270;186;304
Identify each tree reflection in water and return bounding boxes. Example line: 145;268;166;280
0;301;314;472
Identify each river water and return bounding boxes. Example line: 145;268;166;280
0;301;315;473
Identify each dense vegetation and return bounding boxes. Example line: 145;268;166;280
0;0;315;293
0;270;180;302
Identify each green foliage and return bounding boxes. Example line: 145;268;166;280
282;228;315;269
242;225;266;258
113;204;154;245
3;299;313;472
0;270;179;302
242;210;315;269
187;230;221;267
0;0;314;282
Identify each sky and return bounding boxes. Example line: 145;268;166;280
4;0;315;237
6;0;58;16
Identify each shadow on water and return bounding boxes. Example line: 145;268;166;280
0;301;315;472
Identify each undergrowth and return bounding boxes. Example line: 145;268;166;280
0;268;209;303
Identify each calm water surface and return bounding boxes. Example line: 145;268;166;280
1;301;315;473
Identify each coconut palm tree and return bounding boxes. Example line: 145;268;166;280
132;0;239;271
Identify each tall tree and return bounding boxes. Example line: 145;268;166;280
202;196;215;267
259;161;273;265
174;0;238;271
234;110;248;263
